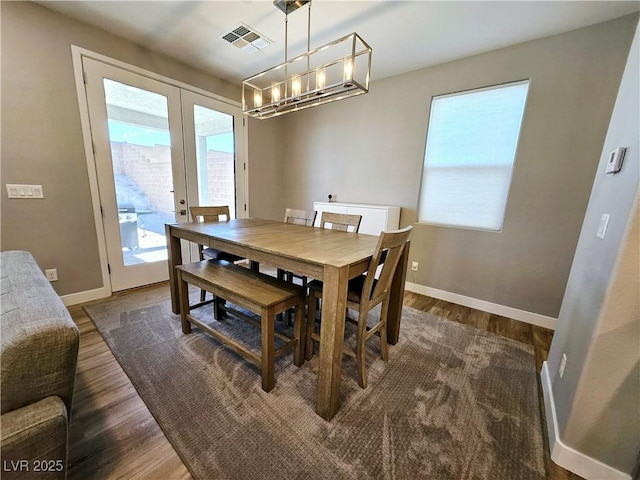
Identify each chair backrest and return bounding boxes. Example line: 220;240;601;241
359;226;413;309
284;208;317;226
320;211;362;233
190;206;231;223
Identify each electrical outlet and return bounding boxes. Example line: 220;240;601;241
411;261;419;272
559;353;567;378
45;269;58;282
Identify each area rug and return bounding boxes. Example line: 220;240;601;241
84;285;546;480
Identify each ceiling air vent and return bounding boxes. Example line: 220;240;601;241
221;24;272;54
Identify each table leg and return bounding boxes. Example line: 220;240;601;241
316;265;348;421
387;240;410;345
166;224;182;314
177;269;191;334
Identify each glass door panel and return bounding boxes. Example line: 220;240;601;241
182;90;247;263
83;57;187;292
193;105;237;218
104;78;176;266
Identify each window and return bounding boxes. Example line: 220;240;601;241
418;80;529;231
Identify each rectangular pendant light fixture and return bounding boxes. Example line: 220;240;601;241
242;1;372;119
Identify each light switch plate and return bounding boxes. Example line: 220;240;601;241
597;214;610;239
6;184;44;199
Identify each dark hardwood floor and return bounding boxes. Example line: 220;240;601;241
66;284;583;479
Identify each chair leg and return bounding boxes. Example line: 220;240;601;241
356;333;367;389
379;300;390;362
293;301;305;367
213;296;225;320
305;290;318;361
283;271;294;325
356;310;370;389
276;269;285;323
379;326;389;362
290;277;309;326
200;288;206;302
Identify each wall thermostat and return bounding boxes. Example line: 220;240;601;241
605;147;626;174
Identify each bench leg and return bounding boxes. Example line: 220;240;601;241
261;307;275;392
293;300;305;367
177;270;192;334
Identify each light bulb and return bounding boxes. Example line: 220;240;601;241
292;76;301;97
343;57;353;82
254;91;262;108
316;68;326;90
271;84;280;103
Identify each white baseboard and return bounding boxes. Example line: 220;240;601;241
541;362;632;480
60;286;111;306
405;282;557;330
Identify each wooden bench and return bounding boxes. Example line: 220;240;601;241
176;260;306;392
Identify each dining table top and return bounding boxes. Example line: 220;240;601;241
168;218;382;270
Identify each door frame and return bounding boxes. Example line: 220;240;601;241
71;46;249;298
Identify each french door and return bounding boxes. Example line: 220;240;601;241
82;57;246;292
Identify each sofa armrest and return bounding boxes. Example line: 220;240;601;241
1;251;80;415
1;396;68;480
0;319;79;415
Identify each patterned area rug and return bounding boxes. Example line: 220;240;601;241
84;285;545;480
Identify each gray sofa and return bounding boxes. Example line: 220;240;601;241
1;251;79;479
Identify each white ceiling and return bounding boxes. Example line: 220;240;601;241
38;1;640;85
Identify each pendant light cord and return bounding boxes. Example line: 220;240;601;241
284;13;288;97
306;1;312;92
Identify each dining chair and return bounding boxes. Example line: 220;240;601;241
275;208;318;324
318;211;362;233
305;225;413;388
283;208;317;227
281;210;363;294
277;208;318;286
189;206;246;303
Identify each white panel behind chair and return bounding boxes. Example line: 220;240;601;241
313;202;400;235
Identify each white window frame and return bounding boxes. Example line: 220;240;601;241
417;80;530;232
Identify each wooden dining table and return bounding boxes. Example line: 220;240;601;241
165;218;409;421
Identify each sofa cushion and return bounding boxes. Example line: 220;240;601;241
0;396;68;480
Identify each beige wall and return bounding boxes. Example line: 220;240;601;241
279;14;638;318
547;19;639;473
0;1;241;295
246;116;286;221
